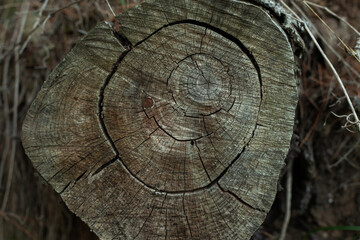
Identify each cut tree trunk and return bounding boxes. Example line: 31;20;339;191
21;0;300;239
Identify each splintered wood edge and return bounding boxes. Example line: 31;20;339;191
22;0;299;239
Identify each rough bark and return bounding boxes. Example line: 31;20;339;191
22;0;299;239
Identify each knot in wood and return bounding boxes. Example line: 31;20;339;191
142;97;154;109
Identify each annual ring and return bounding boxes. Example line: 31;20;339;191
100;21;263;194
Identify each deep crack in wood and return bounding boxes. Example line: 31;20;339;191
21;0;300;239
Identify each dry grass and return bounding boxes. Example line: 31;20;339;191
268;1;360;239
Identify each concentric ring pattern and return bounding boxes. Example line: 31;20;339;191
22;0;298;239
103;22;261;192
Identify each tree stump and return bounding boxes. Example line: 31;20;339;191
22;0;300;239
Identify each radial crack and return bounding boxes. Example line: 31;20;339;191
113;30;132;49
134;204;155;239
199;28;207;52
195;142;212;182
217;183;266;213
92;156;119;176
183;193;193;238
59;182;71;194
75;170;87;183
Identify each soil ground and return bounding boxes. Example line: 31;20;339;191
0;0;359;239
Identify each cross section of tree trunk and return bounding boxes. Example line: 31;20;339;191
22;0;300;239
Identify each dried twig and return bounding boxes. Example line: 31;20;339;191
279;158;294;240
1;0;29;211
106;0;116;17
0;2;22;10
0;210;35;240
288;0;360;80
0;0;82;61
329;136;360;168
305;23;360;132
304;1;360;35
20;0;49;54
26;0;82;37
0;21;8;56
303;1;360;63
355;37;360;59
282;0;360;132
0;55;11;190
334;172;360;193
300;107;324;147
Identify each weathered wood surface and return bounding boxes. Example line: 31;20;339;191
22;0;299;239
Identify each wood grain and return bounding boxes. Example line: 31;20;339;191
22;0;299;239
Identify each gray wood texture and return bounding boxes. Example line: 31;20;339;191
22;0;299;239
